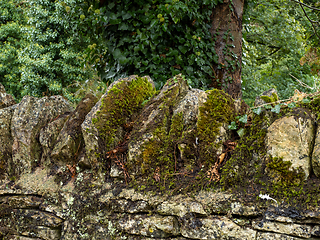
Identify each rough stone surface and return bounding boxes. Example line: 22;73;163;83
51;94;98;165
311;124;320;177
81;75;155;167
0;83;16;109
254;88;278;106
252;220;311;238
1;79;320;240
11;95;73;176
266;110;315;179
0;105;16;179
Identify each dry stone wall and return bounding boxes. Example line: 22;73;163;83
1;79;320;240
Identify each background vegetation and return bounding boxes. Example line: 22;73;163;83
1;0;320;105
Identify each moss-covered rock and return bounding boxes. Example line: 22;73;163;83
81;75;156;171
126;75;236;193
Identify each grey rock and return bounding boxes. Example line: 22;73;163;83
252;220;311;238
255;88;279;107
0;105;16;179
51;94;98;165
11;95;73;176
266;110;315;179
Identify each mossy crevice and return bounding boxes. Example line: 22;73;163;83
127;85;236;194
93;76;156;154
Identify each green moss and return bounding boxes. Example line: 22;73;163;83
197;89;235;167
127;86;236;194
93;76;156;151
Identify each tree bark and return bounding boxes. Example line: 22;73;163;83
209;0;244;99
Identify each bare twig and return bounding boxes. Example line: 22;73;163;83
289;74;314;90
290;0;320;11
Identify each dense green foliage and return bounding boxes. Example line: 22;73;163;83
1;0;320;104
85;0;223;90
242;0;317;106
0;0;26;100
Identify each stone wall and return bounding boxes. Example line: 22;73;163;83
1;76;320;240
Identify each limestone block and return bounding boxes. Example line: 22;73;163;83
195;191;233;214
311;124;320;177
252;220;311;238
231;202;259;217
157;196;207;217
51;94;98;165
266;112;315;179
0;83;16;109
11;95;73;176
0;105;16;179
118;214;180;238
257;232;304;240
81;75;155;168
180;215;257;239
111;199;151;213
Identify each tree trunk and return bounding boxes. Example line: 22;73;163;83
209;0;244;99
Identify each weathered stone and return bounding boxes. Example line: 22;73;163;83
231;202;259;217
111;199;151;213
252;220;312;238
266;110;315;179
11;95;73;176
118;214;180;237
39;112;70;164
195;191;233;214
81;75;155;168
0;105;16;179
311;124;320;177
311;225;320;236
51;94;98;165
180;215;257;239
255;88;279;107
256;232;304;240
0;83;16;109
157;196;207;217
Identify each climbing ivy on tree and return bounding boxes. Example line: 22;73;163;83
85;0;223;90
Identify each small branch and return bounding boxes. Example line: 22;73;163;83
289;74;314;90
290;0;320;11
298;3;320;41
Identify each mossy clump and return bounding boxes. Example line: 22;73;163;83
260;92;279;103
197;89;235;167
128;87;237;194
93;76;156;152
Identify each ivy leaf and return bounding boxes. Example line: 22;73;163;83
238;114;248;124
237;128;245;138
228;121;237;130
288;102;296;108
148;19;158;29
122;12;132;20
253;107;262;115
108;2;115;9
178;45;188;54
186;66;193;75
302;98;310;104
118;22;128;30
271;104;281;114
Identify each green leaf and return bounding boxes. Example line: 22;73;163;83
178;45;188;54
253;107;262;115
288;102;296;108
148;19;158;29
237;128;245;138
185;66;193;75
302;98;310;104
271;104;281;114
118;23;128;30
228;121;237;130
238;114;248;124
108;2;115;9
122;12;132;20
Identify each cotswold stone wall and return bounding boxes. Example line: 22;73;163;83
1;76;320;240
